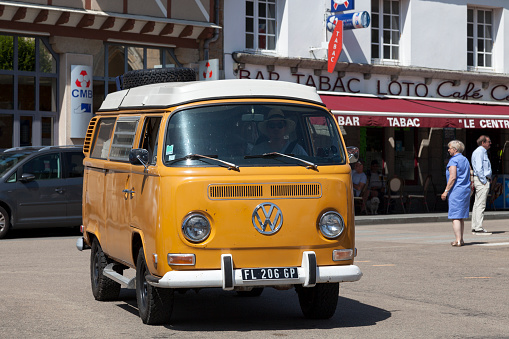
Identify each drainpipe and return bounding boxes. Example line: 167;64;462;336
203;0;220;61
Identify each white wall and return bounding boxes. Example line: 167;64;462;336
224;0;509;77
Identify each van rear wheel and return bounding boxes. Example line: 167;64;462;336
90;239;121;301
296;283;339;319
136;250;174;325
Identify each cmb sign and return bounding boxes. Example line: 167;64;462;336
70;65;93;138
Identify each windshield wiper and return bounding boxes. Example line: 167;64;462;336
168;154;239;171
245;152;318;171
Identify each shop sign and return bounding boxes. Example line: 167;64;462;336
327;12;370;31
328;21;343;73
331;0;354;12
199;59;219;81
238;68;509;104
70;65;93;138
334;114;509;129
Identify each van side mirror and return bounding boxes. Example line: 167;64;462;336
20;173;36;183
129;149;149;169
346;146;359;163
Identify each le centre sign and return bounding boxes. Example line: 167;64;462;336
237;68;509;103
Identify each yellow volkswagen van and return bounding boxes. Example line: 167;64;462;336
77;75;362;325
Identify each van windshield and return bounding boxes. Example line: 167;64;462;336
163;104;346;167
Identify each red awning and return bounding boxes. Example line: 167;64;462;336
320;94;509;128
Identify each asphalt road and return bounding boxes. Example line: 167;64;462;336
0;219;508;338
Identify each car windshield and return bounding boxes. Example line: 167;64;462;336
163;104;346;168
0;151;33;177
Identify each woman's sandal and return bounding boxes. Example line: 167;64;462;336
451;241;462;247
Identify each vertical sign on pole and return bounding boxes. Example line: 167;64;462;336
328;21;343;73
70;65;93;138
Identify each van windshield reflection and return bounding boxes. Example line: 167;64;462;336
163;104;346;167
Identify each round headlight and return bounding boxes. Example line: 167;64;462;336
319;211;345;239
182;213;211;243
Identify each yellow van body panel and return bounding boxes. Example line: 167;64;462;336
81;79;360;284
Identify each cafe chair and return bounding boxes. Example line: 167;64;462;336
407;175;432;213
384;177;406;214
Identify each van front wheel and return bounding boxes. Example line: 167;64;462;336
296;283;339;319
136;250;174;325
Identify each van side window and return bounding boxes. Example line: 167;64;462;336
109;117;140;162
139;117;162;164
22;153;61;180
91;118;116;159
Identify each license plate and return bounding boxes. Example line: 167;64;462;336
241;267;298;281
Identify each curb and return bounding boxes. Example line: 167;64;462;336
355;211;509;226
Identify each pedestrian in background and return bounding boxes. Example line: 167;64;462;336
471;135;492;235
441;140;471;247
352;161;367;197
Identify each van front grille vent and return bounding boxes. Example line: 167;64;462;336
209;185;263;199
271;184;321;197
209;183;322;200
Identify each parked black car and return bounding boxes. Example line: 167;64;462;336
0;146;84;239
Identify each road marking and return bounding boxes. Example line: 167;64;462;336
372;264;396;267
355;260;371;262
477;242;509;246
464;277;491;279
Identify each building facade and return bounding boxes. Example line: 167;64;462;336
222;0;509;204
0;0;221;148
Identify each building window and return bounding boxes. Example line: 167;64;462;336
371;0;400;61
467;8;493;69
245;0;276;51
0;34;58;148
92;44;181;113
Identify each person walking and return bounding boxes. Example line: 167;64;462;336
441;140;471;247
471;135;492;235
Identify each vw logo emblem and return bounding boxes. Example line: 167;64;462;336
252;202;283;235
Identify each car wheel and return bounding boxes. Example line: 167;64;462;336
122;68;196;89
136;250;174;325
90;239;121;301
0;206;11;239
295;283;339;319
236;287;264;297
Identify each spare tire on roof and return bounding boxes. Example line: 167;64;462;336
121;68;196;89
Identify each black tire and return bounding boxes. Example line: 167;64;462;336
236;287;264;297
90;239;121;301
136;250;174;325
122;68;196;89
0;206;10;239
296;283;339;319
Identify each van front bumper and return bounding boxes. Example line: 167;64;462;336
147;251;363;290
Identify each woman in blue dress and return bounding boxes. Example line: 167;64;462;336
441;140;471;247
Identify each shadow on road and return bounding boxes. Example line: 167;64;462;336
4;227;81;240
114;287;391;330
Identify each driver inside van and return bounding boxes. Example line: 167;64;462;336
251;108;307;156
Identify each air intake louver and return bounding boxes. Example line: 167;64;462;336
209;183;321;199
271;184;321;197
209;185;263;198
83;117;98;155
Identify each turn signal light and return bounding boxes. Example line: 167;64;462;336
167;254;196;266
332;249;354;261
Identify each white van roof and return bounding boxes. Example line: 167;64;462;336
98;79;324;111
